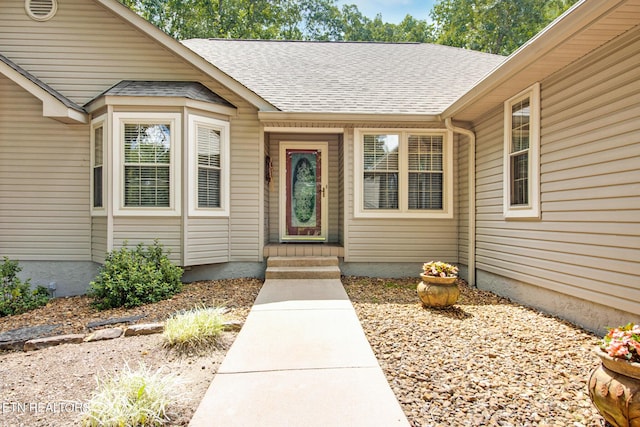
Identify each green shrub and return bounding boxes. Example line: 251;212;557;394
0;257;50;317
83;364;183;427
88;241;183;310
163;306;226;354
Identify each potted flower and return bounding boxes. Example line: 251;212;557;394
588;323;640;427
417;261;460;308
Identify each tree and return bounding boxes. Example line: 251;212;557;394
118;0;434;42
430;0;579;55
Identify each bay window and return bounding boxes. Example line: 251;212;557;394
113;112;181;216
188;115;230;216
90;117;105;214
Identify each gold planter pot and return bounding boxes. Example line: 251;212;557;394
588;347;640;427
417;274;459;308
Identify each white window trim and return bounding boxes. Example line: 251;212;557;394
188;114;230;217
112;112;181;216
503;82;541;219
90;115;106;216
354;128;453;219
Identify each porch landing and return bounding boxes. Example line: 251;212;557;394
263;242;344;257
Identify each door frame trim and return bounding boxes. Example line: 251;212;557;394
279;142;329;242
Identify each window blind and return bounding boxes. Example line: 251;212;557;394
196;125;221;208
123;123;171;207
408;134;443;210
93;126;103;208
363;134;399;209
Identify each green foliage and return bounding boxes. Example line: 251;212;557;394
83;363;183;427
430;0;579;55
88;241;183;310
163;306;227;354
118;0;434;42
0;257;50;317
120;0;576;49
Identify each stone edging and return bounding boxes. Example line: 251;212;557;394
16;320;243;352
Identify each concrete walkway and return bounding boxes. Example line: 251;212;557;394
189;279;410;427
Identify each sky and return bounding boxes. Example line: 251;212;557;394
335;0;438;24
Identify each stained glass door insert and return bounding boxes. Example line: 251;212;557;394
285;149;322;238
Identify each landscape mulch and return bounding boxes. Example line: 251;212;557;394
0;276;606;426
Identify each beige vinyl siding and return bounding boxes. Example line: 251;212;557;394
227;104;262;261
267;133;341;243
0;75;90;260
91;216;107;263
474;28;640;315
185;217;229;265
2;0;266;264
0;0;204;105
112;217;181;264
182;92;261;264
456;134;469;268
344;128;459;262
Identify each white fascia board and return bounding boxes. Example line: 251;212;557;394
94;0;277;112
0;61;88;124
86;95;238;117
442;0;628;119
259;111;441;124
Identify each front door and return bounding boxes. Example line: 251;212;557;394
280;143;328;241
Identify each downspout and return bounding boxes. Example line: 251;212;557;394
445;118;476;287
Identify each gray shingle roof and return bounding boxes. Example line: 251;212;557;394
0;53;86;113
182;39;505;115
93;80;235;107
89;80;235;108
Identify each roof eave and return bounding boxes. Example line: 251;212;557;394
85;95;238;117
442;0;631;120
258;111;442;124
0;58;89;124
93;0;277;112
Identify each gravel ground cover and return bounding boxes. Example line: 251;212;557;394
343;276;604;427
0;276;606;426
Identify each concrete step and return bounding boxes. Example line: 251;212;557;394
267;256;339;268
265;266;341;280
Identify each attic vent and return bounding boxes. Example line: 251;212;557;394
25;0;58;21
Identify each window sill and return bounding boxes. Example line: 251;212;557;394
354;210;454;219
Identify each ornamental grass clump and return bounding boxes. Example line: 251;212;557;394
422;261;459;278
162;306;227;354
601;323;640;363
83;364;183;427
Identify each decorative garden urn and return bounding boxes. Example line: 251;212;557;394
588;347;640;427
417;273;460;308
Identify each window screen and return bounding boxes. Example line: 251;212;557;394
123;123;171;207
363;134;399;210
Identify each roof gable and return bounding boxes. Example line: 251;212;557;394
90;0;276;112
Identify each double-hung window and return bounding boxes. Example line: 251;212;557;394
504;83;540;219
90;117;106;215
355;129;453;218
188;115;230;216
113;112;181;216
